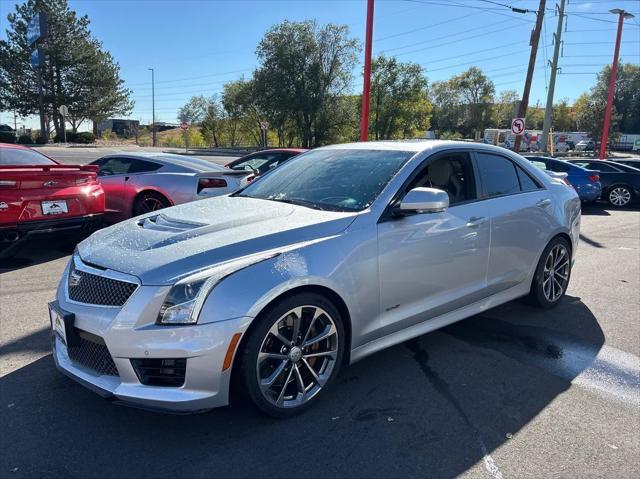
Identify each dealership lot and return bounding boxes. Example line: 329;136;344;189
1;202;638;478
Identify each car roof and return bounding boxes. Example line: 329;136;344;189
317;140;527;157
99;152;226;172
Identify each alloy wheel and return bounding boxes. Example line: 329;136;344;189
542;244;570;302
609;187;631;207
138;197;166;213
256;305;339;409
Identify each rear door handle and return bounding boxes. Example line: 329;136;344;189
466;216;487;228
536;198;551;208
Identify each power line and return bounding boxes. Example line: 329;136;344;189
376;11;478;42
379;17;522;54
125;68;252;87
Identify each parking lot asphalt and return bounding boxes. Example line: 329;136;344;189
1;204;639;478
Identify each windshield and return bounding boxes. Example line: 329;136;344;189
236;148;414;211
0;148;56;166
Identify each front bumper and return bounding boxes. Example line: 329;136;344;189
51;318;245;413
51;259;250;413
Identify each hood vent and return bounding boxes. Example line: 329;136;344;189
138;214;206;233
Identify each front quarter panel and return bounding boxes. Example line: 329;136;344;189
199;217;382;350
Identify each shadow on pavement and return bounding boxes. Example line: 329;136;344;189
0;238;72;273
1;296;604;478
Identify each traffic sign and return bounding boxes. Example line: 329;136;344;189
27;13;47;46
58;105;68;116
180;122;189;131
511;118;526;135
260;122;269;130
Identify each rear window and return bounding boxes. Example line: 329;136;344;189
0;148;56;166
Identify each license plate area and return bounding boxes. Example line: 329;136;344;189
49;301;80;347
42;200;68;215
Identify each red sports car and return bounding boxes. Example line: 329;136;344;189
0;143;104;254
225;148;308;182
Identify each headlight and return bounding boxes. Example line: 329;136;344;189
157;278;210;325
156;250;289;325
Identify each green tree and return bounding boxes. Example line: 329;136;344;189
177;95;211;124
252;20;359;147
368;55;431;140
450;67;495;139
551;98;575;132
491;90;519;129
572;63;640;151
0;0;132;138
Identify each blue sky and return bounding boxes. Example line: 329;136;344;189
1;0;639;129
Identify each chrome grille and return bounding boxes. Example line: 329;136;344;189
68;261;137;306
67;332;119;376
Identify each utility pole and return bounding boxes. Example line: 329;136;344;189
513;0;546;153
148;68;157;147
541;0;566;153
360;0;375;141
599;8;635;160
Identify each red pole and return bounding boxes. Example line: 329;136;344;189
599;12;625;160
360;0;375;142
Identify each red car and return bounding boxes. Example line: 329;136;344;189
0;144;104;254
225;148;308;182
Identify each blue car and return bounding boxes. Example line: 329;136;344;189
525;156;602;202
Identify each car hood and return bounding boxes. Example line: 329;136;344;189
78;196;357;285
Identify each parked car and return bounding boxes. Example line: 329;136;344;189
525;156;601;202
89;153;250;222
50;141;580;416
610;159;640;170
567;159;640;207
225;148;307;182
574;140;595;152
0;143;104;255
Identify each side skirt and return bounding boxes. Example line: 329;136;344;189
349;281;530;364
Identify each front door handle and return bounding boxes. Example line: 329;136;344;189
536;198;552;208
466;216;487;228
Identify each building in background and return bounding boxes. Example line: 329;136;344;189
97;119;139;138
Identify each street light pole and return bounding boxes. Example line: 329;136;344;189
599;9;634;160
148;68;157;147
360;0;375;142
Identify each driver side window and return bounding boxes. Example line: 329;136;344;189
407;152;477;206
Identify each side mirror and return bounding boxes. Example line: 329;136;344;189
398;187;449;214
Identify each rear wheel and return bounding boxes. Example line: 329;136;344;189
527;237;572;309
132;192;170;217
238;292;345;417
607;186;632;207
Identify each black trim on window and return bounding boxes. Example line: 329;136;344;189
378;148;481;223
471;151;545;201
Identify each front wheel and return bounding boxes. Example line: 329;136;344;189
527;237;572;309
238;293;345;417
608;186;632;207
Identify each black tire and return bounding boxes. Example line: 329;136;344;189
238;292;345;418
527;236;572;309
132;191;170;217
607;185;633;208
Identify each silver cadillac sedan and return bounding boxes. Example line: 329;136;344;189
49;141;581;417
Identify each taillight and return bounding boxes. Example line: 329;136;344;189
588;174;600;183
0;180;17;188
198;177;227;193
76;175;97;186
